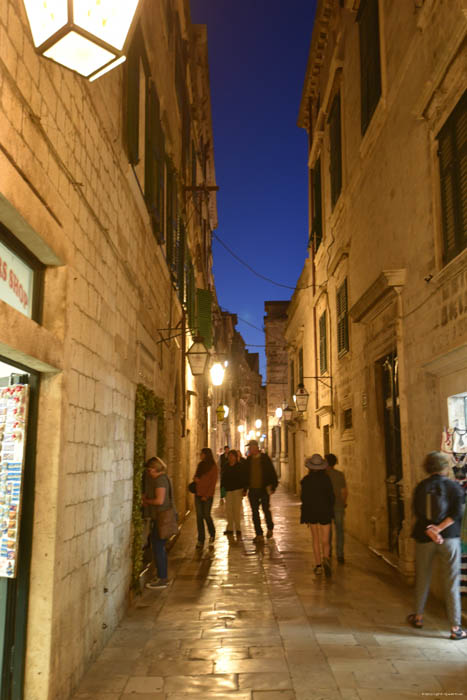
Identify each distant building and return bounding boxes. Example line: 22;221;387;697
287;0;466;582
264;301;289;477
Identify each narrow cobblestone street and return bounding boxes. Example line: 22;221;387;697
73;488;467;700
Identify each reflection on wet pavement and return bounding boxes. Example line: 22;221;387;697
73;487;467;700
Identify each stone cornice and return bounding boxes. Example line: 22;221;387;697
350;270;406;323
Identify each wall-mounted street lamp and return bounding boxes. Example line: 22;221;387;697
238;425;245;434
282;405;294;421
275;407;283;419
186;336;209;376
255;419;262;429
22;0;140;81
294;383;310;412
210;362;225;386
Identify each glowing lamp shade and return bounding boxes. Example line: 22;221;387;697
294;383;310;412
223;405;229;418
275;407;283;419
255;419;262;429
22;0;140;80
210;362;225;386
186;336;209;376
238;425;245;434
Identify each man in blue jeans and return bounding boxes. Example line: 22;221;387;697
245;440;278;543
325;453;347;563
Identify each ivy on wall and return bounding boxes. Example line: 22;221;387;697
132;383;165;589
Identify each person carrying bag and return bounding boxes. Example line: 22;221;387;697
142;457;178;588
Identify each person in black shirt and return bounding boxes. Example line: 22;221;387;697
407;451;465;639
221;450;247;537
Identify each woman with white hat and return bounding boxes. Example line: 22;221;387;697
301;453;335;576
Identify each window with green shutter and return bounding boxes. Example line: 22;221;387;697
311;157;323;251
196;289;212;348
358;0;382;136
145;82;165;243
329;93;342;210
186;254;196;332
298;348;304;384
175;219;186;303
319;311;328;375
336;279;349;356
438;90;467;264
165;161;178;270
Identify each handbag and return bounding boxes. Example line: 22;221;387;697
188;481;196;494
156;507;178;539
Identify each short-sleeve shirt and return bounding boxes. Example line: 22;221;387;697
327;469;347;509
145;473;171;519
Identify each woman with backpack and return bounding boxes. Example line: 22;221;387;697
407;451;466;640
192;447;218;548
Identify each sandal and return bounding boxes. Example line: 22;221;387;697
450;627;467;640
407;614;423;629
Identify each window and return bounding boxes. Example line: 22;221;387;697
196;288;212;348
145;81;165;241
290;360;295;397
358;0;382;135
343;408;353;430
319;311;327;374
298;348;304;385
336;279;349;355
438;90;467;264
311;157;323;251
329;93;342;209
165;160;178;270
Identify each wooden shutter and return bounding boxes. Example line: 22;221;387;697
177;220;186;303
145;82;165;243
126;40;140;165
186;254;196;332
319;311;327;374
312;158;323;250
329;93;342;209
438;90;467;264
298;348;304;384
358;0;382;135
336;279;349;355
196;289;212;348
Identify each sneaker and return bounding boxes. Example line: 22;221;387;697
253;535;264;543
313;564;323;575
209;536;215;543
323;557;332;578
224;530;233;535
196;541;204;549
146;578;169;589
266;529;274;538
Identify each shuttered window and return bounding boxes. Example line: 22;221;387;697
196;289;212;348
312;158;323;251
145;82;165;243
358;0;382;135
319;311;328;375
329;93;342;210
438;90;467;264
175;219;186;303
298;348;304;385
290;360;295;398
165;161;179;271
186;255;196;332
336;279;349;356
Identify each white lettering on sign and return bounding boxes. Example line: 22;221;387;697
0;240;34;318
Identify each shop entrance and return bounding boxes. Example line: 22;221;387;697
0;357;39;700
378;351;404;554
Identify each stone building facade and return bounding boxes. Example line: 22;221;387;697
264;301;290;477
286;0;466;579
0;1;219;698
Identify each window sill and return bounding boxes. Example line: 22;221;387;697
431;247;467;289
341;428;354;442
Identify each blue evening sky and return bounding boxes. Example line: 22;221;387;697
190;1;317;379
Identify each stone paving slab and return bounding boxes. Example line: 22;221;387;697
71;487;467;699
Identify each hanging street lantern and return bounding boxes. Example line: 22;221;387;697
22;0;141;81
186;336;209;376
255;418;262;429
294;383;310;412
216;404;225;422
283;405;294;421
275;407;283;419
210;362;225;386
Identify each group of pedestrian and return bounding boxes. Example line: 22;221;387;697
142;443;466;641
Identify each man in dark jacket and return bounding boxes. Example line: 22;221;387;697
244;440;279;542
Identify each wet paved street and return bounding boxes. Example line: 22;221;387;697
73;487;467;700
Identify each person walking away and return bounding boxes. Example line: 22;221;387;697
142;457;173;588
407;451;466;639
193;447;218;548
325;453;348;563
219;445;229;503
301;454;335;577
244;440;278;542
222;449;247;538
